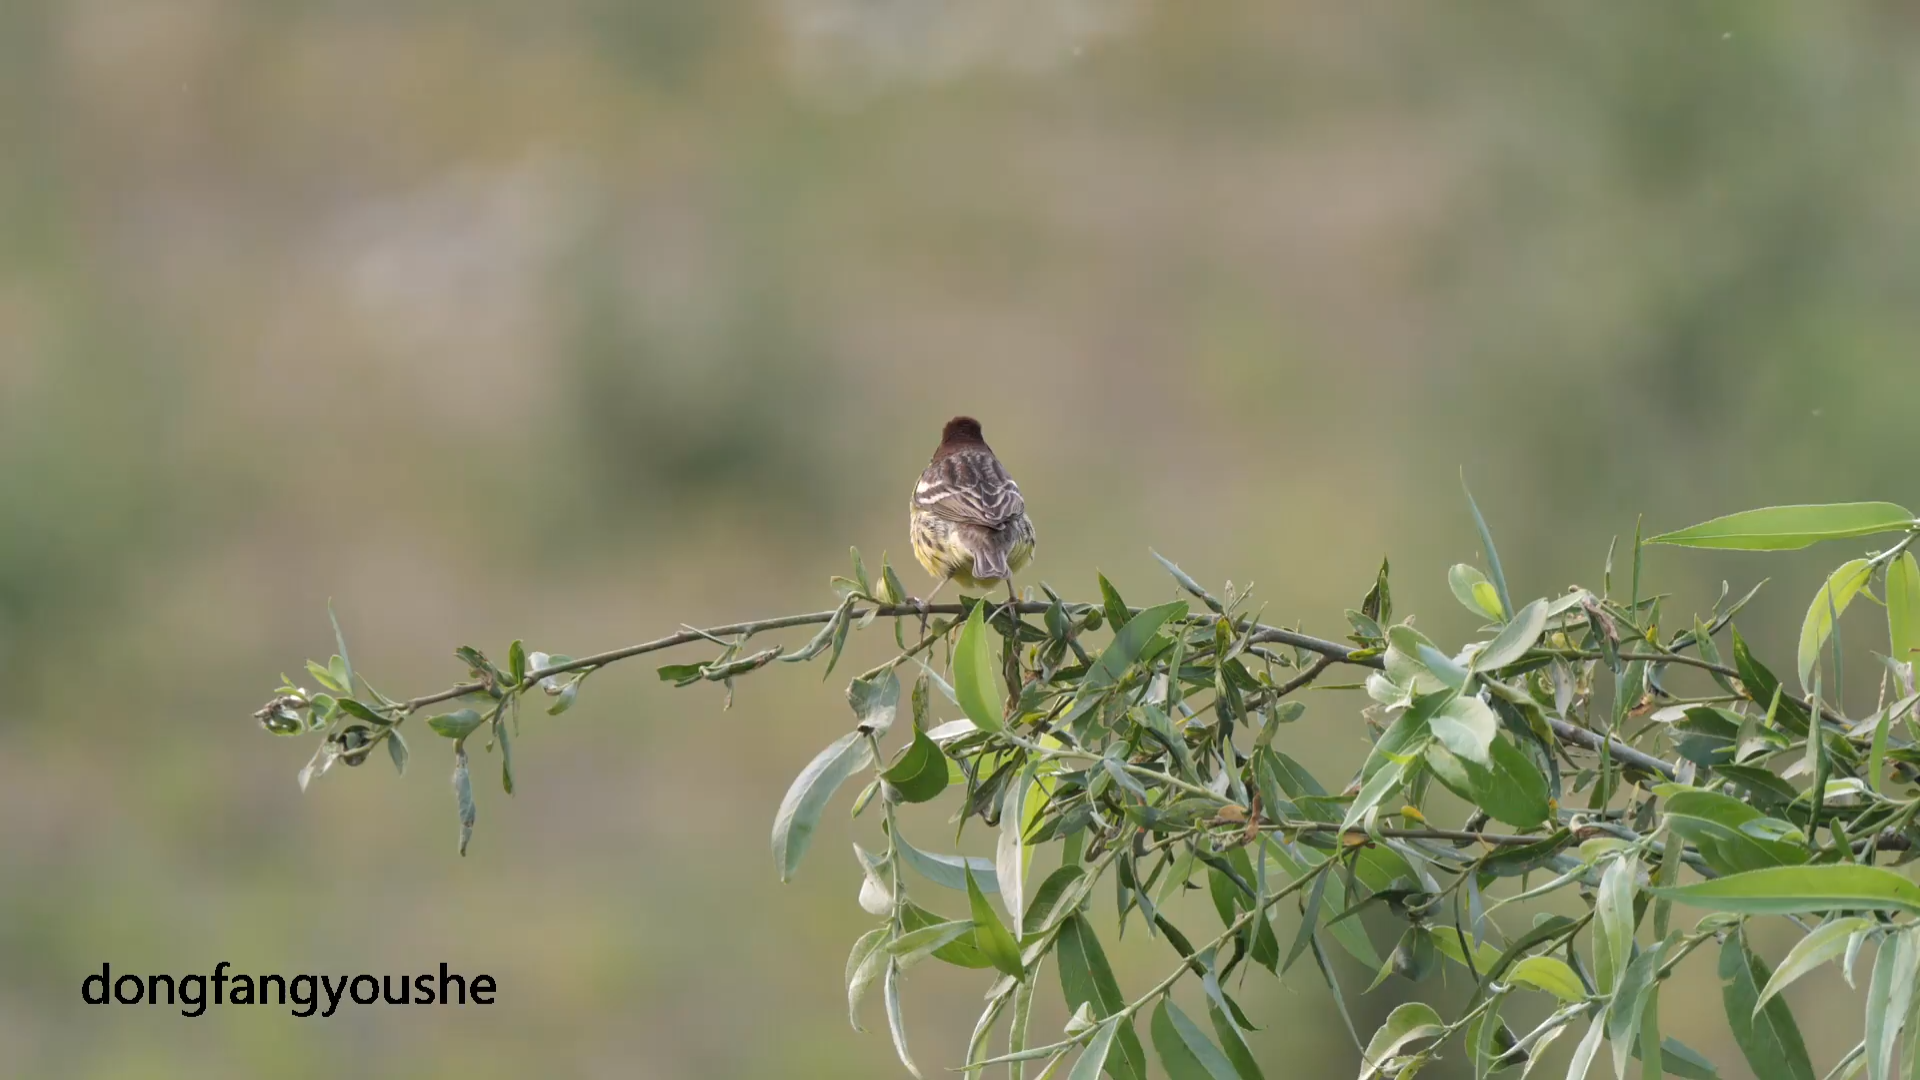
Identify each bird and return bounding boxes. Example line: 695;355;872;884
909;416;1036;618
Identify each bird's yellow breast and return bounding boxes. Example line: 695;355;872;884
909;507;1033;589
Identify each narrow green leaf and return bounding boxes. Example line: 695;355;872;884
1152;999;1240;1080
452;746;476;856
1205;994;1265;1080
1608;941;1665;1077
1720;929;1817;1080
967;868;1025;979
508;639;526;685
1661;788;1808;875
1068;1019;1121;1080
1653;864;1920;916
1341;756;1406;830
1889;553;1920;670
885;961;922;1078
327;601;354;691
1756;917;1876;1015
846;927;889;1031
497;714;515;795
1868;929;1920;1080
1632;1036;1719;1080
1027;865;1090;933
1475;598;1550;671
955;602;1006;731
888;920;978;966
1357;1001;1444;1080
1799;559;1875;693
1083;601;1189;694
1056;914;1146;1080
1651;503;1914;551
772;732;875;882
1566;1011;1606;1080
386;727;408;776
1595;855;1638;996
999;768;1035;936
894;832;998;892
1461;473;1515;623
1099;574;1131;631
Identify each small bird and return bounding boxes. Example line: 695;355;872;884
910;416;1036;613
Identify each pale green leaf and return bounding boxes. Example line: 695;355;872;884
1651;503;1914;551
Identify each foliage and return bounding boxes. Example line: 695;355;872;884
260;499;1920;1078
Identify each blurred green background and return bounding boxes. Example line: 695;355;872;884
4;2;1918;1077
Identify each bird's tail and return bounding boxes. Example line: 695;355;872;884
966;529;1013;582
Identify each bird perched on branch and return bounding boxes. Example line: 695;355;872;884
909;416;1036;611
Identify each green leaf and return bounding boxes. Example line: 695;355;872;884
1506;955;1585;1003
1635;1035;1720;1080
427;708;485;740
849;672;901;737
1068;1019;1121;1080
1356;1001;1444;1080
546;681;578;715
1099;573;1132;631
881;727;949;804
771;732;875;882
1566;1011;1606;1080
1341;755;1406;830
1460;474;1515;623
1867;928;1920;1080
508;639;526;685
1424;737;1551;829
452;746;476;856
884;961;922;1078
1449;564;1505;621
1594;854;1638;996
1205;993;1265;1080
846;927;889;1031
1027;865;1091;933
1799;559;1875;692
306;659;346;695
1888;553;1920;669
1430;695;1498;765
1720;928;1817;1080
1608;941;1666;1077
1755;917;1877;1015
386;727;408;776
967;868;1025;979
894;832;999;892
888;920;978;966
1474;597;1550;671
497;714;515;795
1661;789;1808;875
1083;601;1189;695
1651;503;1914;551
1056;915;1147;1080
1151;1000;1240;1080
1655;864;1920;916
327;601;355;692
998;768;1038;935
954;603;1006;732
899;902;994;969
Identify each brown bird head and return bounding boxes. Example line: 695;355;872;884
937;416;987;458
